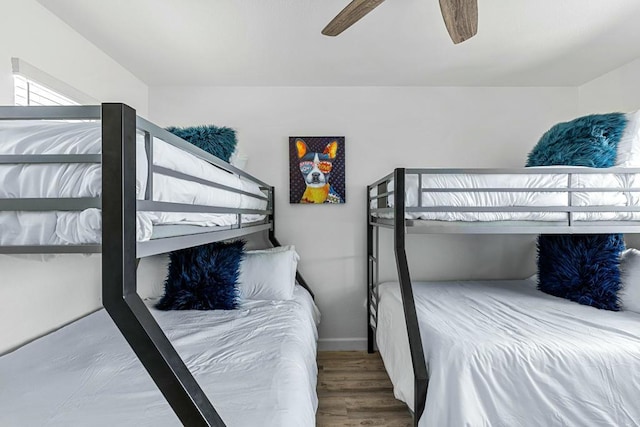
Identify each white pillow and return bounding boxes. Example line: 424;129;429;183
618;248;640;313
237;245;300;301
615;110;640;167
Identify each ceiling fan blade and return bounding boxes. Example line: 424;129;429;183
322;0;387;37
439;0;478;44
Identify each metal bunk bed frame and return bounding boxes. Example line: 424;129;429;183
0;103;313;427
367;167;640;426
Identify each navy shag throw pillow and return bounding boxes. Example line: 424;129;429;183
526;113;627;167
156;240;245;311
537;234;624;311
166;125;237;162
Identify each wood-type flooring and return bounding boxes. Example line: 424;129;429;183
317;351;413;426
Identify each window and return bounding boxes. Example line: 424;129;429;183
11;57;97;107
13;74;79;107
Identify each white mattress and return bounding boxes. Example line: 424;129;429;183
370;168;640;222
376;278;640;427
0;286;319;427
0;121;267;245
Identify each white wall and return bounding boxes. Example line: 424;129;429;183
150;86;578;350
578;58;640;114
0;0;149;354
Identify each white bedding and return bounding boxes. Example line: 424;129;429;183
0;286;319;427
376;278;640;427
370;168;640;222
0;121;267;245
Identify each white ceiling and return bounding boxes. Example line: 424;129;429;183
36;0;640;87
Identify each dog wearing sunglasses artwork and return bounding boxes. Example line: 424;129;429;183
295;138;344;204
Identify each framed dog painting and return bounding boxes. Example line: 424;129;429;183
289;136;345;204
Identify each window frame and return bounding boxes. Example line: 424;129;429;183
11;57;97;106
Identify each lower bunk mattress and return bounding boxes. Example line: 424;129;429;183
376;278;640;427
0;286;319;427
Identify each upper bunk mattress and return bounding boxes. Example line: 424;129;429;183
370;169;640;222
376;278;640;427
0;286;319;427
0;121;267;245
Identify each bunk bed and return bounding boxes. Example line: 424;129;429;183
367;168;640;427
0;104;318;427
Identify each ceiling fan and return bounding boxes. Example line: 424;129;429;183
322;0;478;44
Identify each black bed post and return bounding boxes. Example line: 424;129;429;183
267;186;315;299
367;186;375;354
101;103;225;427
394;168;428;426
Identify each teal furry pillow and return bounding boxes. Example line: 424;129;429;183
166;125;237;162
526;113;627;167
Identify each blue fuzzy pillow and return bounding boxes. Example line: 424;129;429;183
156;240;245;311
526;113;627;168
166;125;237;162
537;234;624;311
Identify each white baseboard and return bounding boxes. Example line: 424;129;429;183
318;337;368;351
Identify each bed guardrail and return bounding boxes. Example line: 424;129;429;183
0;105;103;254
0;104;275;256
369;167;640;234
0;103;303;426
366;166;640;426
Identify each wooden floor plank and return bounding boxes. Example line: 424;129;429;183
319;359;388;373
319;378;393;392
320;370;392;382
317;351;413;426
345;396;409;412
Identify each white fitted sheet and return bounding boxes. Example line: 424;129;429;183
0;121;267;245
370;168;640;222
376;279;640;427
0;286;319;427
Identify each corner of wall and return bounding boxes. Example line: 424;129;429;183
578;58;640;114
